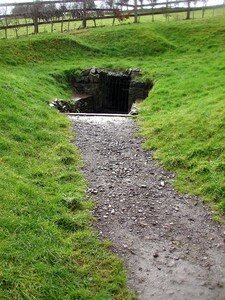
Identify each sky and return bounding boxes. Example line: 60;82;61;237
0;0;223;6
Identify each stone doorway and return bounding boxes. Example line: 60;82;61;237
51;68;153;114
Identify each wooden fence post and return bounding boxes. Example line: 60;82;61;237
134;0;138;23
61;15;64;32
186;0;191;19
151;1;155;22
83;0;87;28
5;18;8;39
25;17;29;36
33;2;39;34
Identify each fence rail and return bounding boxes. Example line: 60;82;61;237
0;8;115;19
0;0;84;7
115;0;197;8
0;0;224;39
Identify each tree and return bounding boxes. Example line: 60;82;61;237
201;0;208;18
0;6;10;38
139;0;144;9
106;0;115;9
12;4;31;17
86;0;96;9
148;0;157;22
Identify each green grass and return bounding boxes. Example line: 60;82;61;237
0;38;134;299
0;6;224;39
0;14;225;299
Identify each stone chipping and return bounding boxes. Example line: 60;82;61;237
70;115;225;300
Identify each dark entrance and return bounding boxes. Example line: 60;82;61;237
101;74;131;113
51;68;153;114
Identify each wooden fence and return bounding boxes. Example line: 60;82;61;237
0;0;224;39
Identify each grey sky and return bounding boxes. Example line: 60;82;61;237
0;0;224;4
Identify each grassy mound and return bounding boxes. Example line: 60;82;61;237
75;17;225;211
0;44;132;299
0;35;99;65
0;14;225;299
75;25;176;57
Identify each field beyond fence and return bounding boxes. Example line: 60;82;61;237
0;1;225;39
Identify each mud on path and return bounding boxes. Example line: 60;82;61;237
70;115;225;300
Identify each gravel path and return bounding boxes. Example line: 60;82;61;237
70;115;225;300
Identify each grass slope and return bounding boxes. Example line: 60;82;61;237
0;42;133;299
75;18;225;212
0;15;224;299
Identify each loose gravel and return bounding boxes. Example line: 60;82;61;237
70;115;225;300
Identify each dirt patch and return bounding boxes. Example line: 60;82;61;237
70;115;225;300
